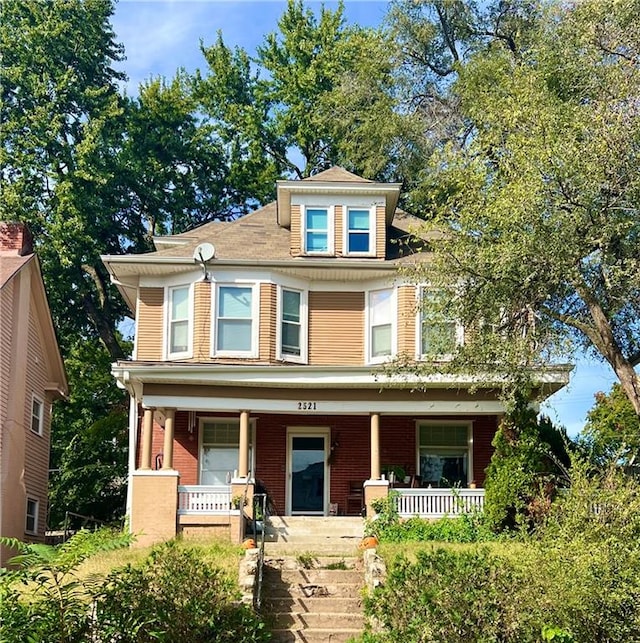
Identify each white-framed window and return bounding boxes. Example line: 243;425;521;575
418;288;463;358
279;287;307;362
25;497;39;534
31;395;44;435
368;288;395;363
167;284;191;358
213;284;258;356
344;206;375;256
199;419;254;485
417;423;472;488
303;206;333;255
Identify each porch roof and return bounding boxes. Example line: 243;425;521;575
113;361;571;410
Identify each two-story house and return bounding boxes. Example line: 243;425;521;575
102;168;569;546
0;222;68;565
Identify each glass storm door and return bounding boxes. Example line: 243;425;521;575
289;434;327;514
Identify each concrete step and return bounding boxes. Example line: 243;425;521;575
265;516;364;540
262;556;365;642
263;597;363;614
268;628;362;642
263;568;363;586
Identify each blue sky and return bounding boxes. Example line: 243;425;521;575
110;0;619;435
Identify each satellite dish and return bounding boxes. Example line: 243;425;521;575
193;242;215;263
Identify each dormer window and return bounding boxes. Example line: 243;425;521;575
304;206;333;254
345;207;375;256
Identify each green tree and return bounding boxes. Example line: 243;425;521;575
581;384;640;468
399;0;640;413
193;0;398;183
48;339;129;528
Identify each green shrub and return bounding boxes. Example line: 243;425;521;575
95;540;269;642
362;548;527;643
366;491;493;543
484;400;571;532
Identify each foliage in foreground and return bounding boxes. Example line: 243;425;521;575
366;491;494;544
0;532;268;643
360;464;640;643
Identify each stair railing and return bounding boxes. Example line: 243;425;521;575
252;492;267;611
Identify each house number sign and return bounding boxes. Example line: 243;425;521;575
297;401;318;411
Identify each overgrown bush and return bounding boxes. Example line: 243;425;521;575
0;532;269;643
360;461;640;642
362;548;527;642
366;491;493;543
96;540;268;642
484;400;571;531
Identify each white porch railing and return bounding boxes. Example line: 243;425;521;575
395;488;485;519
178;485;232;515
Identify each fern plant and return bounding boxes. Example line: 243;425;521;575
0;529;132;643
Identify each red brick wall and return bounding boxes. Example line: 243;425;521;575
0;222;33;255
135;411;500;502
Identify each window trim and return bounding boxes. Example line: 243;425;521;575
211;282;259;358
416;286;464;360
415;421;473;487
277;286;308;363
366;287;397;364
25;496;39;535
165;284;193;360
198;417;256;484
301;205;334;256
343;205;376;257
31;394;44;436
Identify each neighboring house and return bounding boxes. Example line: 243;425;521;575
0;222;68;565
102;167;569;546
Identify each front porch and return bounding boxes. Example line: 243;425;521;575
176;483;486;520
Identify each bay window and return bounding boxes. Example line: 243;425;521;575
420;288;461;357
168;285;190;357
369;288;394;361
215;284;256;355
281;288;303;359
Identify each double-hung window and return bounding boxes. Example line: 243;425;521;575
26;497;39;534
280;288;304;360
418;423;471;487
200;420;253;485
304;207;331;254
419;288;461;357
215;285;255;355
31;395;44;435
369;288;394;362
346;207;373;255
168;285;190;357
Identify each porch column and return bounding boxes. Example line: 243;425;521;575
140;407;154;470
161;408;175;470
238;410;250;478
370;412;381;480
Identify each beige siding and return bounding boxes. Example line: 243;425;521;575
397;285;417;355
290;204;301;255
259;283;276;361
193;281;211;360
0;280;13;449
376;205;386;258
136;287;164;360
309;291;364;365
334;205;343;256
23;296;51;544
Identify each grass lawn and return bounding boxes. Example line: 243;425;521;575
76;536;245;581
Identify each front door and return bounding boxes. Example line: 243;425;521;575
287;429;329;515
